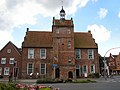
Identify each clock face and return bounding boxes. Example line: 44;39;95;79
7;49;11;53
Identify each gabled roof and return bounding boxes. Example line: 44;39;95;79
0;41;21;56
22;31;97;49
74;32;98;48
22;31;53;48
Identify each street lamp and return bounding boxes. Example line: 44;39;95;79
103;47;120;80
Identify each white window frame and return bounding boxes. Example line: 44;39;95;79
28;48;34;59
68;40;71;48
4;67;9;75
1;58;6;64
88;49;94;59
40;48;46;59
90;64;95;73
75;49;81;59
0;67;2;75
9;58;14;64
82;65;88;73
40;63;46;75
68;56;72;64
27;63;34;75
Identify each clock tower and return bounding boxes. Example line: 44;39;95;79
52;6;75;79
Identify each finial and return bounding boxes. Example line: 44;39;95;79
62;0;63;7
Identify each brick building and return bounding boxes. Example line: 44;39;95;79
0;41;21;78
108;53;120;75
21;7;99;79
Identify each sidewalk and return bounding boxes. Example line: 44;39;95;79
0;76;120;84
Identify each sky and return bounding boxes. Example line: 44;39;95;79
0;0;120;57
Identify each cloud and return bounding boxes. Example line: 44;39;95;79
0;0;91;49
118;11;120;18
87;24;111;43
98;8;108;19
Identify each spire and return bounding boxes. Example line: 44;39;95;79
59;1;66;20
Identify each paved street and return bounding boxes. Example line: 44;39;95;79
43;76;120;90
0;75;120;90
44;82;120;90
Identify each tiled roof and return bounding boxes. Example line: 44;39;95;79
22;31;97;48
74;32;98;48
22;31;53;47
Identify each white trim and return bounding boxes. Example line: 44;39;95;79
9;58;14;64
40;63;46;75
1;58;6;64
27;63;34;75
75;49;81;59
40;48;46;59
88;49;94;59
28;48;34;59
4;67;9;75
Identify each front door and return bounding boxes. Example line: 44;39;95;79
55;68;60;78
68;71;73;78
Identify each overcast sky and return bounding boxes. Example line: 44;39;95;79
0;0;120;56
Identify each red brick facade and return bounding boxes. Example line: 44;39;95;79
0;7;100;80
0;41;21;78
108;53;120;75
21;7;99;79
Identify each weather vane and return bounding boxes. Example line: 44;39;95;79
62;0;63;7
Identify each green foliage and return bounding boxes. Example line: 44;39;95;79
40;88;51;90
73;79;96;83
88;73;100;78
0;83;17;90
36;77;54;84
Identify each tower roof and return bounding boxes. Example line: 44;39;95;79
60;6;65;13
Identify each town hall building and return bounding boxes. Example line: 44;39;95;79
21;6;99;79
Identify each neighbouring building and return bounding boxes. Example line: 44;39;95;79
0;41;22;79
21;7;99;79
108;53;120;75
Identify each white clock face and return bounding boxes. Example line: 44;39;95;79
7;49;11;53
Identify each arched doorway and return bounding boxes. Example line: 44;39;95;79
55;68;60;78
68;71;73;78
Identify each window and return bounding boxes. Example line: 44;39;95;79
4;67;9;75
68;56;72;64
7;49;11;53
88;49;94;59
68;29;71;34
28;48;34;59
75;49;81;59
0;67;2;75
1;58;6;64
27;63;34;75
40;64;46;75
56;29;59;34
9;58;14;64
90;64;95;73
40;48;46;59
68;40;71;48
83;65;88;73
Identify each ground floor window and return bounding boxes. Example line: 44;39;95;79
27;63;34;75
40;63;46;75
90;64;95;73
83;65;88;73
4;67;9;75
